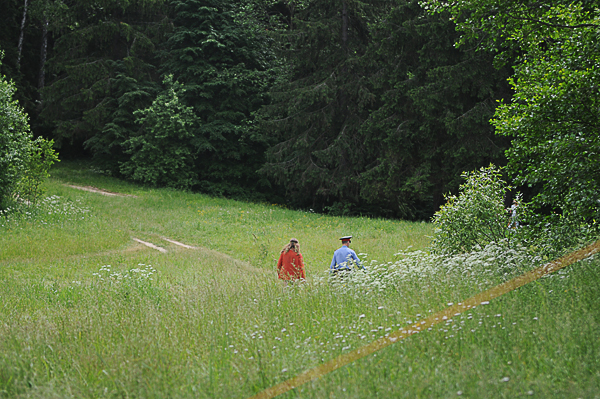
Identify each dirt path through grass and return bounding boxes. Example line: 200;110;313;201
65;184;137;197
131;235;267;275
132;237;168;252
62;182;266;274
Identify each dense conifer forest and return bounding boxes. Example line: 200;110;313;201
1;0;598;221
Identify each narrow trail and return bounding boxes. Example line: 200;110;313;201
160;237;197;249
49;183;267;276
64;184;137;197
2;236;266;277
133;235;267;275
132;237;167;253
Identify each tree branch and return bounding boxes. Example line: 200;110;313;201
506;12;599;29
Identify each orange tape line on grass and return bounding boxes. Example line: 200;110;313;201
248;240;600;399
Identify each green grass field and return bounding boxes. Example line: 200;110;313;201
1;162;599;398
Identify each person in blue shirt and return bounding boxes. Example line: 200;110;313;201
330;235;364;273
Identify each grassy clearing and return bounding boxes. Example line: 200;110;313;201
2;161;430;269
0;161;598;398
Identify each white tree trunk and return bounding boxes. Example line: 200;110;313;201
16;0;29;68
38;17;48;90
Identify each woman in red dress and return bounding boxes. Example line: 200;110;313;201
277;238;306;283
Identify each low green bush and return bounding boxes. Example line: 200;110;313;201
0;56;30;209
0;54;58;211
430;164;528;254
16;136;59;205
430;164;598;258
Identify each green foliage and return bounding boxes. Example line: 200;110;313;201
16;136;59;204
530;213;599;259
41;0;168;160
3;0;515;217
261;0;510;218
0;0;48;118
161;0;278;197
423;0;600;223
431;165;526;254
0;54;58;209
0;57;34;209
493;21;600;222
357;1;511;218
86;64;162;174
259;0;400;214
121;75;198;189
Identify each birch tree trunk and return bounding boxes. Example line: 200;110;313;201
38;17;48;91
17;0;29;69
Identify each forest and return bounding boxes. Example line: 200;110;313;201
1;0;598;222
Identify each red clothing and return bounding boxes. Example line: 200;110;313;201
277;250;306;280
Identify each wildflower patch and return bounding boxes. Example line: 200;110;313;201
249;240;600;399
0;195;90;228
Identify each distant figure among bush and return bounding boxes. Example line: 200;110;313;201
277;238;306;283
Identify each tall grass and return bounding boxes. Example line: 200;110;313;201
0;161;598;398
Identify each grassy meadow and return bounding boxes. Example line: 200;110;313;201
0;161;599;398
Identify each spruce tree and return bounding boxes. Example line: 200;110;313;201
159;0;277;197
259;0;391;214
121;75;198;188
260;0;509;218
358;0;511;218
40;0;168;166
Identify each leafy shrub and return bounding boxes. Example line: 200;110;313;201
523;213;599;260
0;55;32;210
430;164;528;254
1;61;58;211
120;75;199;189
16;137;59;204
